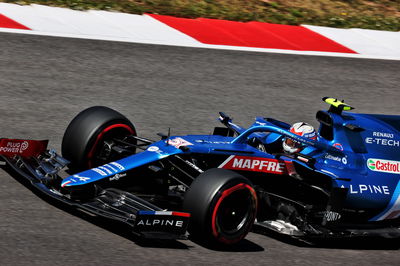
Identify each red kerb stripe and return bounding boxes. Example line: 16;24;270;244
148;14;356;54
0;14;30;30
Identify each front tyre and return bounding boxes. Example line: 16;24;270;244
61;106;136;171
183;168;257;245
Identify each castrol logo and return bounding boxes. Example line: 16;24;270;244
367;158;400;174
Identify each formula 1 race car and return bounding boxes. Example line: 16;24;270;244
1;97;400;245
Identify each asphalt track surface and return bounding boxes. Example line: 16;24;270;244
0;32;399;266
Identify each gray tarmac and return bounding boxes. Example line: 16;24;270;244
0;32;399;266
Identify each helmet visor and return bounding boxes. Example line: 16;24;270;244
284;138;304;149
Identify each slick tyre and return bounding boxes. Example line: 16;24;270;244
62;106;136;171
183;168;257;245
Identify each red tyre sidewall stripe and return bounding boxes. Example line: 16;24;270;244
211;183;257;244
87;124;135;168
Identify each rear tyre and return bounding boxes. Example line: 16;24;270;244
61;106;136;171
183;168;257;245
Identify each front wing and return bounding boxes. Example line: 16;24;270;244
0;140;189;240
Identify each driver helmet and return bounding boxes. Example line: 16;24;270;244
283;122;317;154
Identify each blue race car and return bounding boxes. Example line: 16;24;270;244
1;97;399;245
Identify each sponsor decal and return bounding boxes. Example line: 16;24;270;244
110;162;125;171
135;211;189;232
365;132;399;147
342;184;390;195
20;141;29;151
324;211;341;222
0;140;29;154
147;145;168;157
92;168;107;176
109;173;127;181
303;131;316;139
333;143;344;151
147;146;159;152
91;162;125;176
98;166;112;175
373;132;394;138
194;140;231;144
255;121;267;126
0;139;49;158
183;159;204;173
73;174;90;182
219;155;287;174
367;159;376;170
290;122;317;140
167;137;193;149
0;139;49;157
367;158;400;174
136;219;184;227
365;137;399;147
324;154;347;165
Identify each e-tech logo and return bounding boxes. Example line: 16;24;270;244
367;158;400;174
365;131;399;147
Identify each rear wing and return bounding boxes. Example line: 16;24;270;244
323;97;354;115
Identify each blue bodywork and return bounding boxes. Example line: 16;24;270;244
61;109;400;223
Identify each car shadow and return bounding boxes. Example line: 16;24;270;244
253;224;400;250
188;237;264;252
2;165;264;252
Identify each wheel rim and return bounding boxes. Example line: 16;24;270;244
211;183;257;243
87;124;135;168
